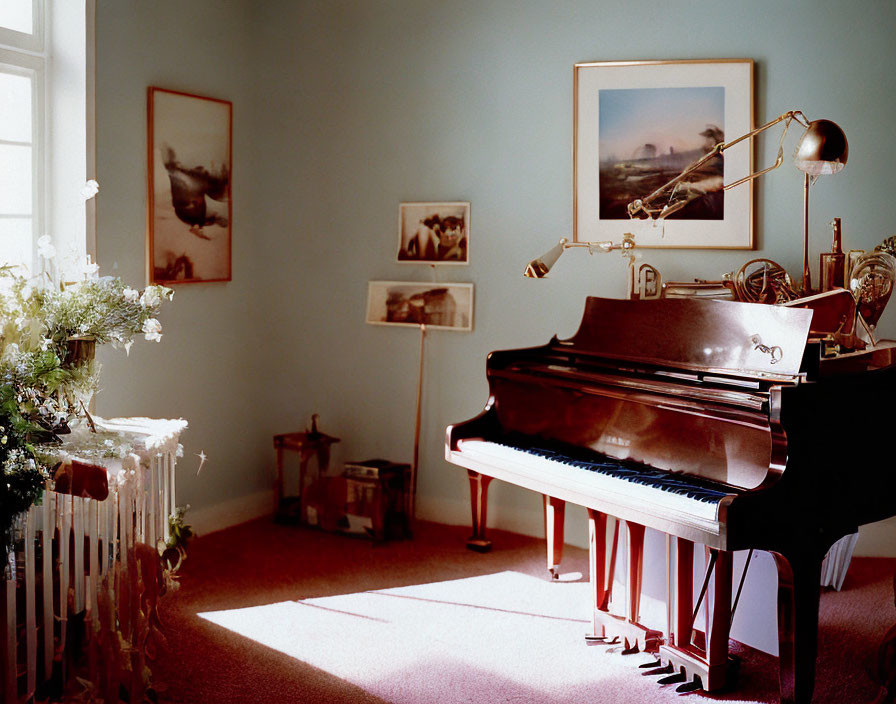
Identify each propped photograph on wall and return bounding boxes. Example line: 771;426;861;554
366;281;474;331
148;87;232;284
574;59;753;249
397;202;470;264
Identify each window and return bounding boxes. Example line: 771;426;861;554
0;1;43;270
0;0;93;272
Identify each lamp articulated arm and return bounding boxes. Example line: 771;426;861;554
627;110;810;220
524;234;636;278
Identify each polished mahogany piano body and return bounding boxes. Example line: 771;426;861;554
445;296;896;704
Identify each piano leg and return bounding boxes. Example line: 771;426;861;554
658;539;734;692
543;496;566;580
675;538;695;649
465;470;493;552
706;548;733;686
586;512;661;653
588;509;612;613
773;551;824;704
627;522;646;629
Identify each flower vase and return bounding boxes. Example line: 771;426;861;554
62;335;96;368
58;336;97;434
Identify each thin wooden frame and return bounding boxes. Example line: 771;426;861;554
574;59;754;249
397;202;470;265
147;86;232;284
366;281;474;331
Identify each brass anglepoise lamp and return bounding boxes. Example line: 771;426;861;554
793;119;849;293
525;112;848;296
524;234;636;278
627;111;848;294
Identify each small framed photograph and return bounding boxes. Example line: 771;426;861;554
366;281;474;331
397;202;470;264
574;59;754;249
148;87;233;284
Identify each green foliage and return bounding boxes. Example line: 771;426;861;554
1;415;49;565
167;505;193;550
39;276;173;346
0;259;173;557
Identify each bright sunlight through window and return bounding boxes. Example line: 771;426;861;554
0;1;33;36
0;0;93;272
0;69;34;269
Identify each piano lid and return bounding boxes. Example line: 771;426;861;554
561;297;813;378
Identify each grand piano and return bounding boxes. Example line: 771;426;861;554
445;295;896;704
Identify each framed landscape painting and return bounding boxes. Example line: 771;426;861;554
147;87;232;284
366;281;474;331
574;59;754;249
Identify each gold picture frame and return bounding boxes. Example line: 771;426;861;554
574;59;754;249
147;87;233;284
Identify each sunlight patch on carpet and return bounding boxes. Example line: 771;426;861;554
198;570;762;704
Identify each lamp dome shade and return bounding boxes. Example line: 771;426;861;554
794;119;848;176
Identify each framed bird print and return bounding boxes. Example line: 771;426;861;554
147;87;232;284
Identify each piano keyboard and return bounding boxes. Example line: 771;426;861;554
455;438;737;524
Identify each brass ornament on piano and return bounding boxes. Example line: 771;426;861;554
849;250;896;344
730;258;799;304
750;334;783;365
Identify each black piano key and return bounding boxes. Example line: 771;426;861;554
497;435;739;505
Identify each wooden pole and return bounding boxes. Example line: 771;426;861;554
409;323;426;524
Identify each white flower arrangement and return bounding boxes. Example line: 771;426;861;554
1;180;175;558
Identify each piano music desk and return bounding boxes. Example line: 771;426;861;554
273;431;340;524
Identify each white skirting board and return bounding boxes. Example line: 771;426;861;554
187;489;274;536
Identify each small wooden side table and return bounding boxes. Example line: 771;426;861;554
273;431;340;523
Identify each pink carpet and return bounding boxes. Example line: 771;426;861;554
150;519;896;704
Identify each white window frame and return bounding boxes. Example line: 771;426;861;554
0;0;44;53
0;0;95;271
0;1;45;271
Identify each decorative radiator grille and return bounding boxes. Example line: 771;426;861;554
1;417;186;702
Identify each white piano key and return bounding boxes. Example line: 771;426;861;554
456;440;727;524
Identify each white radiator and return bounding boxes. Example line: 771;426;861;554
1;417;187;703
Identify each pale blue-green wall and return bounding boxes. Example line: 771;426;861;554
93;0;273;524
94;0;896;559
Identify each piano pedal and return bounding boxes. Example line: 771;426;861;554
675;675;704;694
585;634;620;646
638;659;663;669
656;667;688;686
641;664;673;677
621;638;640;655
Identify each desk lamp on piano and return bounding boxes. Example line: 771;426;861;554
445;111;896;704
